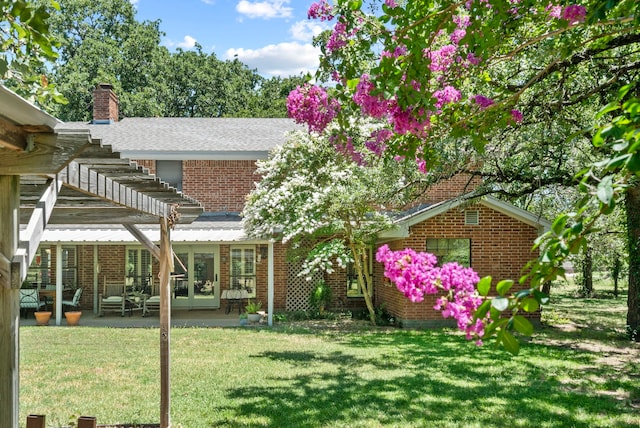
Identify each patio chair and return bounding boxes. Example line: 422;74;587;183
62;288;83;312
20;288;45;318
143;278;161;316
98;277;126;317
143;295;161;316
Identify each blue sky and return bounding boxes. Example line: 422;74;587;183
131;0;330;78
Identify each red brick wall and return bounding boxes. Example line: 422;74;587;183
131;160;258;213
375;201;541;326
183;160;258;212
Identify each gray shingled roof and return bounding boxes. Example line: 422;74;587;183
58;118;302;159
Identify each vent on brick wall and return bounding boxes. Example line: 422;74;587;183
465;210;479;225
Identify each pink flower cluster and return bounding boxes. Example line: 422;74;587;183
327;19;358;53
562;4;587;24
287;84;340;133
547;3;587;24
376;244;487;342
308;0;334;21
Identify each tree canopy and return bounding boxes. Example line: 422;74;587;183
243;120;425;323
20;0;305;120
289;0;640;347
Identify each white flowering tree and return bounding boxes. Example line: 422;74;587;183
242;121;423;323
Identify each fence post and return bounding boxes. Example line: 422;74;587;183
77;416;97;428
25;415;45;428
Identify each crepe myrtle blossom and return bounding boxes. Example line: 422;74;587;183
308;0;333;21
376;244;488;343
562;4;587;24
510;109;523;123
287;84;340;133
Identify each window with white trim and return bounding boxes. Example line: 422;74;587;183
230;246;256;298
126;247;153;292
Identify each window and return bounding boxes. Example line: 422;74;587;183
26;248;51;288
156;160;183;191
230;246;256;298
61;246;77;288
347;248;373;298
426;238;471;266
126;247;153;292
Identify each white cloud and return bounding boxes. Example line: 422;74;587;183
289;20;328;42
236;0;293;19
225;42;320;77
177;35;198;49
163;35;198;50
201;0;216;4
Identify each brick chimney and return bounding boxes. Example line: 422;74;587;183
92;83;119;124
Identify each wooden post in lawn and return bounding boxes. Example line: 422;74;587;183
0;175;20;428
158;217;173;428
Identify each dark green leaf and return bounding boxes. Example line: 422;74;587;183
498;329;520;355
475;299;491;320
513;315;534;336
533;290;550;305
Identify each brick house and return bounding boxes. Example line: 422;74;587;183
32;84;549;325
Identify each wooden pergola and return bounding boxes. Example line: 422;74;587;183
0;86;203;428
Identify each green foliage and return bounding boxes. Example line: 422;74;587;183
308;280;332;316
245;300;262;314
0;0;66;104
243;121;425;324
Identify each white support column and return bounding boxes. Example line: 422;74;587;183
93;245;99;314
55;244;63;326
267;240;274;327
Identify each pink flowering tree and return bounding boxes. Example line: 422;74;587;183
288;0;640;351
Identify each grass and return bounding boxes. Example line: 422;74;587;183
19;281;640;427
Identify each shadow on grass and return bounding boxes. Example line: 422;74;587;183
217;329;638;427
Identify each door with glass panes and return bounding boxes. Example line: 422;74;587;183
172;245;220;309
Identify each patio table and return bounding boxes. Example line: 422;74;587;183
221;289;249;314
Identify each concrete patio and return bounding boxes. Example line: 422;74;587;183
19;308;250;328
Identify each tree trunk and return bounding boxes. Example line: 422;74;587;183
625;185;640;341
351;244;376;325
612;256;621;299
581;247;593;297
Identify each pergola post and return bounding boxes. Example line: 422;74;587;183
158;218;173;428
0;175;21;428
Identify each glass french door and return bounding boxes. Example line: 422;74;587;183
172;245;220;309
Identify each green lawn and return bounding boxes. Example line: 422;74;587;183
20;283;639;427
